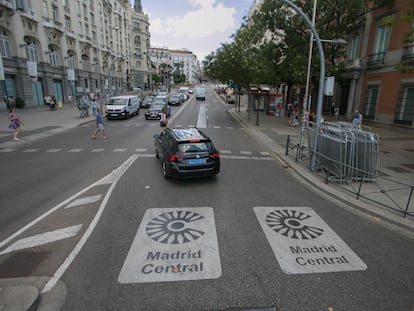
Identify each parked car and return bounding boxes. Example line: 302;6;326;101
154;127;220;179
106;95;140;120
142;95;155;108
168;94;182;106
145;102;171;120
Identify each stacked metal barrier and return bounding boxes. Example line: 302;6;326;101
306;121;379;183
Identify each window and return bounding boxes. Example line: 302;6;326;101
363;85;379;119
52;5;58;20
42;0;48;17
65;15;71;29
24;38;38;62
0;29;11;58
66;56;75;69
374;23;391;54
133;21;139;30
349;35;359;60
395;85;414;125
48;46;59;66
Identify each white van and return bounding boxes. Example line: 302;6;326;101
195;87;206;100
106;95;140;120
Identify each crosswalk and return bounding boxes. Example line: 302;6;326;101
0;147;274;160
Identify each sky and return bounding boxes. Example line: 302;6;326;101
135;0;255;62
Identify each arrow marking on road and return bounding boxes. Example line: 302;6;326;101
0;224;83;256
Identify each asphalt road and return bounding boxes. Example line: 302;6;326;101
0;89;413;311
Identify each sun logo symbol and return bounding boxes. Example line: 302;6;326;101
146;210;205;244
265;209;324;240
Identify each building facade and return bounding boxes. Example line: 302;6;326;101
0;0;151;108
342;0;414;127
150;47;201;88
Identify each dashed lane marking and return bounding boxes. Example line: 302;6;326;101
68;148;82;152
240;151;252;155
113;148;127;152
91;148;105;152
23;149;39;152
46;149;62;152
0;149;16;152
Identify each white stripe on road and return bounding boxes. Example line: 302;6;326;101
42;154;138;293
65;194;103;209
68;149;82;152
23;149;39;152
240;151;252;155
0;224;83;256
113;148;127;152
0;149;16;152
46;149;62;152
91;148;104;152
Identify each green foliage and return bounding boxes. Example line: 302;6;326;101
203;0;368;91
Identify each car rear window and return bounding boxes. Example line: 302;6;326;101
178;142;211;153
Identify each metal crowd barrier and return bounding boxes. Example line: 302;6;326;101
306;121;379;183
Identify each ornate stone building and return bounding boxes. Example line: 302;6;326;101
0;0;151;108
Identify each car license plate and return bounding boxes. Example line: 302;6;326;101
188;158;206;165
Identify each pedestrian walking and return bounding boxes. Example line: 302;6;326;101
91;96;98;115
91;108;107;139
352;109;362;129
159;106;168;132
8;108;24;141
68;94;74;107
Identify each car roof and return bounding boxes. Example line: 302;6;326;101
109;95;137;99
168;128;210;142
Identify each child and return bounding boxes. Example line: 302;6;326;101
91;108;107;139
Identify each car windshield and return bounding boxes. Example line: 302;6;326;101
143;97;153;103
178;142;211;153
107;98;128;106
150;104;164;110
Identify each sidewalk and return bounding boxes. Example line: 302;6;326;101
0;97;414;311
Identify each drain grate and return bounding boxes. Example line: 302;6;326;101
0;251;48;278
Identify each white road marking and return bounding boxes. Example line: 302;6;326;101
213;126;221;129
135;148;148;152
254;207;367;274
46;149;62;153
113;148;127;152
0;149;16;152
65;194;103;209
240;151;252;155
260;151;271;156
23;149;39;152
91;148;104;152
118;207;222;283
0;224;83;256
41;155;138;293
196;103;207;128
220;155;273;161
68;149;82;152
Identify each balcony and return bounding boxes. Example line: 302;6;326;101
366;52;385;68
346;58;361;69
42;17;64;33
0;0;14;15
401;44;414;63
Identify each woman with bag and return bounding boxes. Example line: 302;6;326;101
8;108;24;141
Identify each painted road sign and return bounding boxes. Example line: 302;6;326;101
254;207;367;274
118;207;221;283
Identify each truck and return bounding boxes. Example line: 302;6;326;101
195;87;206;100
